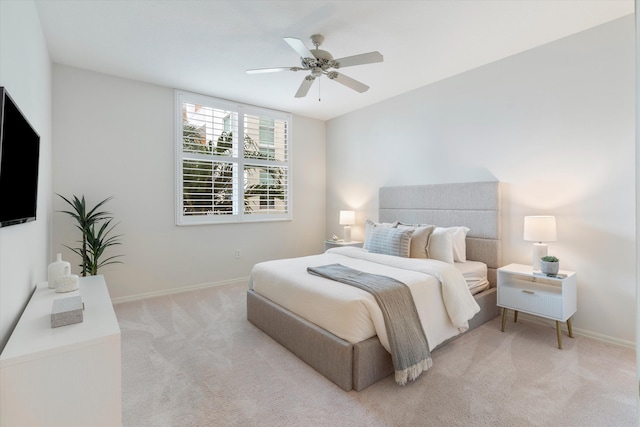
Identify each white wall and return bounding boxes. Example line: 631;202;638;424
635;1;639;420
0;0;52;351
52;66;326;301
326;16;636;345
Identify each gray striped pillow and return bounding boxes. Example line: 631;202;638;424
363;219;398;251
367;227;414;257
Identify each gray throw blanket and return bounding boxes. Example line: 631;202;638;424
307;263;432;385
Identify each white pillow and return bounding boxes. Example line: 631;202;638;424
366;227;414;258
449;226;470;262
363;220;398;250
397;223;435;259
427;227;455;264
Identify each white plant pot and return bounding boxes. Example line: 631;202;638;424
540;261;559;275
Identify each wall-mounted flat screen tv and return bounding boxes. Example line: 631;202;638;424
0;87;40;227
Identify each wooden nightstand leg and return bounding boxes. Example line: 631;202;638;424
556;321;562;349
567;317;574;338
501;308;507;332
513;310;518;323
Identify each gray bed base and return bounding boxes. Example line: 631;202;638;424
247;287;500;391
246;181;502;391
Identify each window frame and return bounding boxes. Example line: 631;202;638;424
175;90;292;225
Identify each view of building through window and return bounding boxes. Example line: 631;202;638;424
176;92;290;224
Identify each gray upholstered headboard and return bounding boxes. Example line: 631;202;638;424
379;181;502;287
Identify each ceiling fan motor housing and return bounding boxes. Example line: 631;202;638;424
300;49;334;70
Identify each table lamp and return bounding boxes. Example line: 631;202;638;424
523;215;557;271
339;210;355;242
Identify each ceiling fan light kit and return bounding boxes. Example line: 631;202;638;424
247;34;383;98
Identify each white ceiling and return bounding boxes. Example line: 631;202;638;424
35;0;634;121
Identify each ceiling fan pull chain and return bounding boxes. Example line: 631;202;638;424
318;78;321;102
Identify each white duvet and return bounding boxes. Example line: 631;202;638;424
249;247;481;352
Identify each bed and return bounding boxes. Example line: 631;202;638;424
247;181;502;391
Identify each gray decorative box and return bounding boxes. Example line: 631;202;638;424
51;296;84;328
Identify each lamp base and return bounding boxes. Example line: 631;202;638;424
532;243;548;271
343;225;351;243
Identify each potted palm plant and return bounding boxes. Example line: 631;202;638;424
540;255;559;276
58;194;123;276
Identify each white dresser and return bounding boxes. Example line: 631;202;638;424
0;275;121;426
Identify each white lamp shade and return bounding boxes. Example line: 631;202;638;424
339;210;355;225
523;216;557;242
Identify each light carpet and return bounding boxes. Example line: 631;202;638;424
115;282;636;427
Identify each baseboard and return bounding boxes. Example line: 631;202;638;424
504;311;635;349
111;276;249;305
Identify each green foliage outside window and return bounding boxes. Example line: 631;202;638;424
182;125;286;216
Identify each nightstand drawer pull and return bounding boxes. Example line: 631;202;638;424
522;290;535;295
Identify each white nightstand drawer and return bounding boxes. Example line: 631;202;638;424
498;283;563;319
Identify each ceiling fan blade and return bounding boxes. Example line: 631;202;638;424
246;66;304;74
284;37;315;59
295;76;315;98
330;72;369;93
246;67;290;74
333;51;383;68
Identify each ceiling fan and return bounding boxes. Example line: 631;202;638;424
246;34;383;98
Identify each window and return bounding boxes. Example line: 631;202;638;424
175;90;291;225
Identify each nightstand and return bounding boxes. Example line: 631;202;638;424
324;240;363;251
497;263;577;349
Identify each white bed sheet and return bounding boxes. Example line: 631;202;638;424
249;247;480;352
455;261;490;295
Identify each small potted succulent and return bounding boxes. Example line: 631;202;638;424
540;255;559;276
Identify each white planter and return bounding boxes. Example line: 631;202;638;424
540;260;559;275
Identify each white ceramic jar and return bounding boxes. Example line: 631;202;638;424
48;253;71;289
54;265;79;293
